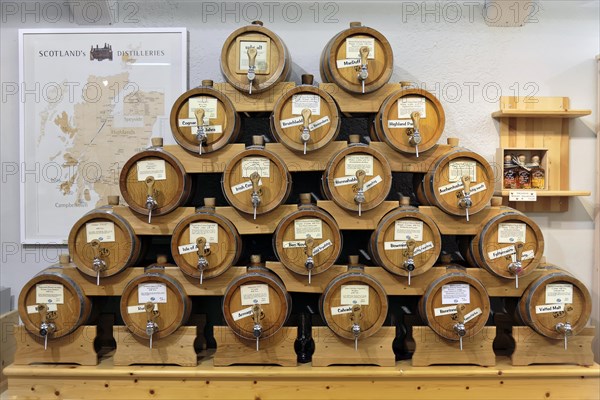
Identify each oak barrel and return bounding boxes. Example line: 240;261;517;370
221;21;291;94
320;21;393;94
119;138;192;218
418;267;490;340
169;80;241;154
270;74;340;153
322;135;392;214
221;136;292;216
171;198;242;281
319;256;388;340
273;193;342;278
222;256;292;340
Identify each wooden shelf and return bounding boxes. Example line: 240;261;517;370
492;110;591;119
495;190;591;197
5;356;599;400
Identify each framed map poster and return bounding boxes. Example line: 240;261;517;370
19;28;187;244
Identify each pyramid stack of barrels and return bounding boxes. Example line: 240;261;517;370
17;21;592;367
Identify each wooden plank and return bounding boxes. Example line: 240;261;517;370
0;311;17;392
417;205;506;235
263;142;346;171
496;190;591;197
112;206;195;235
163;143;246;173
511;326;595;366
113;326;198;367
216;205;298;234
316;200;399;230
492;110;591;119
319;82;402;113
412;326;496;367
213;82;296;112
311;327;395;367
369;142;452;172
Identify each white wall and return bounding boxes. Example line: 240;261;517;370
1;1;598;354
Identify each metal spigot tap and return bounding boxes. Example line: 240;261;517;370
145;302;159;349
90;239;109;286
403;238;416;286
196;236;210;285
194;108;207;155
354;170;366;216
457;175;473;222
453;304;467;351
247;47;257;94
300;108;312;155
508;242;524;289
408;111;422;157
351;304;362;351
38;304;57;350
145;176;158;223
304;235;315;284
252;304;265;351
357;46;369;94
249;171;262;220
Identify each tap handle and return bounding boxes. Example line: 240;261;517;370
38;303;48;323
247;47;257;69
250;171;261;193
359;46;369;66
194;108;205;126
196;236;208;256
145;302;158;322
355;170;366;190
301;108;312;129
405;238;416;258
91;239;101;258
351;304;362;323
461;175;471;194
145;176;155;197
514;241;524;262
410;111;421;132
456;304;465;324
304;234;315;257
252;304;264;324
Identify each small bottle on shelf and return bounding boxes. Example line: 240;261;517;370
516;154;531;189
529;155;545;189
503;154;518;189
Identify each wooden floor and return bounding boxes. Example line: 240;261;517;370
4;354;600;400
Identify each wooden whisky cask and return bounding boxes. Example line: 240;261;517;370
418;267;490;340
372;85;445;156
120;268;192;340
517;270;591;339
221;21;291;94
221;136;292;217
169;80;241;154
416;139;495;217
270;74;340;153
222;256;291;340
322;135;392;214
468;209;545;280
369;197;442;279
119;138;192;219
320;21;393;94
18;266;92;339
273;193;342;278
319;257;388;340
171;198;242;281
68;196;142;279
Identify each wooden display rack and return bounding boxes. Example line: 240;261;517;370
492;96;591;212
411;326;496;367
311;326;395;367
0;310;17;392
213;81;295;112
113;326;198;367
511;326;596;366
12;325;97;366
212;326;297;367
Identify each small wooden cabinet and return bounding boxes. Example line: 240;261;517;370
492;96;591;212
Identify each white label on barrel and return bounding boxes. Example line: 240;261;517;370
308;116;331;131
383;241;434;255
27;304;57;314
545;284;573;304
331;305;353;316
388;120;414;129
441;284;470;305
345;155;373;176
137;159;166;181
448;161;477;182
239;40;269;71
178;242;210;255
397;97;426;119
35;284;64;304
279;116;304;129
85;221;115;243
204;125;223;134
363;175;383;192
511;249;535;262
292;94;321;115
241;157;270;178
188;97;218;120
189;222;219;244
294;219;323;240
341;285;369;305
336;58;362;69
434;305;458;317
394;220;424;241
231;179;262;195
312;239;333;256
345;37;375;59
127;303;157;314
498;223;527;244
241;284;270;306
487;245;516;260
138;283;167;304
232;306;254;321
464;307;483;323
438;180;486;196
535;304;565;314
333;176;358;187
177;119;223;134
282;240;307;249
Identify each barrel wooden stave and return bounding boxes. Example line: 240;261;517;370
222;270;291;340
119;148;192;216
171;210;242;280
120;272;192;340
18;270;92;338
319;271;388;340
68;208;142;278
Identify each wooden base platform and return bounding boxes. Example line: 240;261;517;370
5;355;599;400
